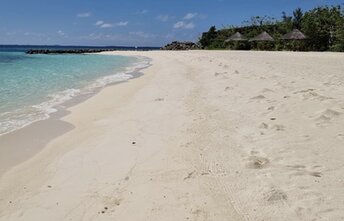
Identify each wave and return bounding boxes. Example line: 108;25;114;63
0;56;150;136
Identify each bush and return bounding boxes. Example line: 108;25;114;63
198;5;344;52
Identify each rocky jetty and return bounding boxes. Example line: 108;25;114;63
161;41;200;50
26;49;115;54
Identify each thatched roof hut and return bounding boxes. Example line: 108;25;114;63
281;29;307;40
225;32;247;42
250;31;274;41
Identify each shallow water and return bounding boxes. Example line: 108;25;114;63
0;48;147;135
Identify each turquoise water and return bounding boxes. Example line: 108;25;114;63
0;51;147;135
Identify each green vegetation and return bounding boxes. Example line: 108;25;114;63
198;5;344;51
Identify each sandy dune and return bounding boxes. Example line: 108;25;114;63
1;50;344;220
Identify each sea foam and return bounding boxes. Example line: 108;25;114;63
0;53;150;136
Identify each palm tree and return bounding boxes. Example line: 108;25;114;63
293;8;303;29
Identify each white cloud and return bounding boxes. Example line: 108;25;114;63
57;30;65;36
116;21;128;26
95;20;104;26
95;20;128;28
156;15;170;22
173;21;195;29
95;20;113;28
77;12;91;18
184;13;197;20
100;23;113;28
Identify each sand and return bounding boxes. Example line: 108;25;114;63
0;50;344;220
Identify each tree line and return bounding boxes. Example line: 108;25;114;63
198;5;344;51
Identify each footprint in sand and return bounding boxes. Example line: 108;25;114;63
265;187;288;203
309;171;322;177
260;88;275;93
272;124;285;131
286;165;306;169
337;134;344;139
250;95;266;100
322;109;342;117
191;208;208;220
290;170;323;178
302;92;332;101
259;123;269;129
180;141;192;148
246;156;270;169
315;109;342;125
267;106;275;111
214;72;227;77
286;165;323;178
224;86;234;91
250;150;260;155
293;89;332;101
293;88;316;94
259;122;284;133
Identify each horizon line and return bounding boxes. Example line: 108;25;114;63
0;44;162;48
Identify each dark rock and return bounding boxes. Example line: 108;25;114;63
26;49;116;55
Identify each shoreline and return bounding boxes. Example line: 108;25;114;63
1;50;344;220
0;54;150;137
0;55;151;177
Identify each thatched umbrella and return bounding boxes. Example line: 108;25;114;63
225;32;247;42
250;31;274;41
281;29;306;40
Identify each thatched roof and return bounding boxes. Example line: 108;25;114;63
225;32;247;42
250;31;274;41
281;29;307;40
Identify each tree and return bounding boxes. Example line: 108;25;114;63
331;6;344;51
199;26;217;48
292;8;303;29
302;6;343;51
243;16;276;26
282;12;292;23
279;12;293;33
197;4;344;51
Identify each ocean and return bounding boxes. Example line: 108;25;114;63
0;45;151;136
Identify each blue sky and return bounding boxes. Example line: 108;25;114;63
0;0;342;46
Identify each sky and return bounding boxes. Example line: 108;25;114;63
0;0;342;47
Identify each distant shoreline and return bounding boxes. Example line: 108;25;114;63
0;44;161;51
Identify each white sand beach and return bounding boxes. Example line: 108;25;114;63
1;50;344;220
